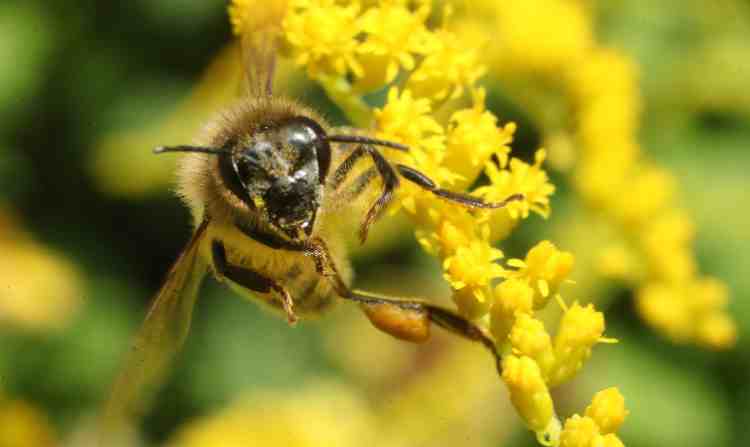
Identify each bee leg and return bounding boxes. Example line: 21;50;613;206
330;143;401;244
358;147;399;244
211;240;298;325
331;144;367;189
396;164;524;209
353;292;501;374
303;238;501;374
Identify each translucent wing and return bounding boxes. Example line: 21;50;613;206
237;2;288;97
101;220;210;442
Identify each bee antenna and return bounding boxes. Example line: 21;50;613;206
153;145;229;156
325;135;410;152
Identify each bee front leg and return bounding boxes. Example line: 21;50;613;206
396;164;524;209
211;240;298;325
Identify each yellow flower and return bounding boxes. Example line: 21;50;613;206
406;29;487;101
640;209;696;282
559;415;598;447
0;398;56;447
168;383;375;447
559;389;627;447
502;355;555;433
584;388;628;435
490;0;593;75
416;218;471;258
508;314;556;378
229;0;289;37
375;87;444;152
636;278;736;349
0;210;83;332
357;0;437;86
443;239;505;317
549;302;606;387
696;312;737;350
443;88;515;188
612;165;676;228
490;278;535;341
283;0;363;79
508;241;574;308
475;149;556;221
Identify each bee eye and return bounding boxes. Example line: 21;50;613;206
281;117;330;181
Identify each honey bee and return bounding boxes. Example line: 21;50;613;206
102;8;522;438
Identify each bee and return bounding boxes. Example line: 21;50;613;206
102;6;522;438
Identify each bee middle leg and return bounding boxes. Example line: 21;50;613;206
304;238;502;374
212;240;298;324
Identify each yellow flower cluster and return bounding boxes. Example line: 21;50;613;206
167;383;375;447
216;1;630;445
462;0;736;350
221;1;629;445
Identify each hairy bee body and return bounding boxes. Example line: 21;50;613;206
178;95;353;317
199;216;351;317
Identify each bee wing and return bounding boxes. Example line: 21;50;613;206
237;3;288;97
101;220;210;440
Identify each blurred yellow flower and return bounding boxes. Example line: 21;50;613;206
0;209;82;332
0;398;56;447
406;29;486;101
168;383;376;447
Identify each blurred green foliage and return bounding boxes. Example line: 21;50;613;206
0;1;748;446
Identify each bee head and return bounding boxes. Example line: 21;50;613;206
225;116;331;239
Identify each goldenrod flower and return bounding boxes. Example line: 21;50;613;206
559;389;627;447
559;415;599;447
507;240;574;308
502;355;555;433
444;88;514;187
508;314;556;378
229;0;289;36
283;0;364;79
584;388;628;435
490;278;535;341
406;29;487;101
550;302;606;387
637;278;736;349
489;0;592;75
357;0;436;86
375;87;444;152
443;239;504;318
475;150;555;221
